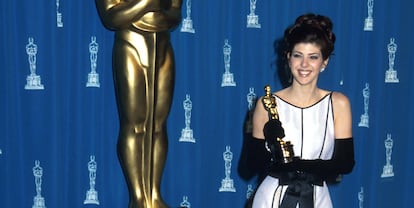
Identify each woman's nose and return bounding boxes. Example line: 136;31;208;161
300;57;309;67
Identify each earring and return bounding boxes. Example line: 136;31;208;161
320;67;325;72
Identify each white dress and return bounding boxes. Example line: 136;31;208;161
252;93;335;208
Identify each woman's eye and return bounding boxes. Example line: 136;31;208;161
292;53;302;58
310;55;320;60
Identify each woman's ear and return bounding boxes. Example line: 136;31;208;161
323;58;329;68
286;52;291;68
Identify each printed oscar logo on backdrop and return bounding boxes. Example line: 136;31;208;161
219;145;236;192
358;83;370;128
385;38;399;83
179;196;191;208
180;0;195;33
246;0;261;28
179;94;196;143
84;155;100;205
381;134;394;178
32;160;46;208
25;37;44;90
363;0;374;31
245;87;257;133
262;85;295;163
221;39;236;87
86;36;100;88
56;0;63;28
358;187;364;208
246;184;254;200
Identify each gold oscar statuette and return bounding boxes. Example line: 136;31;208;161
262;85;295;163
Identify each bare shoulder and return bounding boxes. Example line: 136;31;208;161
331;91;351;109
331;91;353;138
275;88;289;98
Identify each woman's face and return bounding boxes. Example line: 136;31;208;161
287;42;328;86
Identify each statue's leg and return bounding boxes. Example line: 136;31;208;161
113;37;150;208
151;34;175;208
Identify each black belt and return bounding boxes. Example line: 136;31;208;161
269;171;324;208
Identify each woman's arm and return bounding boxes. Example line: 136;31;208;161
332;91;353;139
252;96;269;139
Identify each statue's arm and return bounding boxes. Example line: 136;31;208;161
95;0;160;30
162;0;183;29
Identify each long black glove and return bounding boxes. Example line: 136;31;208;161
245;137;272;182
263;119;285;163
272;138;355;179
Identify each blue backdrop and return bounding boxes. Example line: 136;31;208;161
1;0;413;207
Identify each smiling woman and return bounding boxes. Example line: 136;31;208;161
288;43;328;88
251;14;354;208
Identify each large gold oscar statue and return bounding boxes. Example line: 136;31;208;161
95;1;182;207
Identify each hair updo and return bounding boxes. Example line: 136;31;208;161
284;13;336;60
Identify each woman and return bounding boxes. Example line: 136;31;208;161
251;14;355;208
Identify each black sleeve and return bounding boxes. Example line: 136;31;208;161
246;137;272;180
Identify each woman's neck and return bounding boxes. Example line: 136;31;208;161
281;85;324;108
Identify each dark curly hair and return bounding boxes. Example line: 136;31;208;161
284;13;336;60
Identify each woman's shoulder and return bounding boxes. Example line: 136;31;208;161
274;87;289;97
331;91;351;109
331;91;353;138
